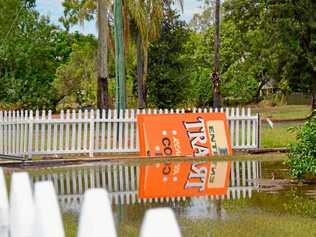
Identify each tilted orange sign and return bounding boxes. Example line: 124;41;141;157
137;112;233;158
137;112;232;199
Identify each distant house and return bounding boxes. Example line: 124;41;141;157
260;80;277;97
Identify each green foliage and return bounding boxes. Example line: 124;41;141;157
286;113;316;178
146;11;191;108
53;41;97;109
0;0;89;110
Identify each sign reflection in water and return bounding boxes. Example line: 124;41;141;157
30;160;261;213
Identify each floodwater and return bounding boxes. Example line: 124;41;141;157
7;159;316;236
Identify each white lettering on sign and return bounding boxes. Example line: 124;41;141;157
184;162;208;191
183;117;210;157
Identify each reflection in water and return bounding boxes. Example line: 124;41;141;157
30;160;261;216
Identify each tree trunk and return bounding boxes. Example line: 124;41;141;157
212;0;222;108
136;30;145;109
97;0;109;109
114;0;126;110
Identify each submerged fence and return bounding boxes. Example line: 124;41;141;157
0;108;259;159
0;168;182;237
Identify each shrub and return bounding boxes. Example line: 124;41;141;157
286;111;316;178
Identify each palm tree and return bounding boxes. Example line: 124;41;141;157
127;0;183;108
61;0;111;109
97;0;110;109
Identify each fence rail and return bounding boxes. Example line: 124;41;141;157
0;108;259;159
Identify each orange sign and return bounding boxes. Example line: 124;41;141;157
137;112;232;158
139;161;231;198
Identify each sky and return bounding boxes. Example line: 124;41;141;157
36;0;203;35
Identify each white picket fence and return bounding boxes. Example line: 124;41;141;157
0;168;182;237
0;108;259;159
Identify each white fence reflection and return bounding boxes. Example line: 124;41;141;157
29;160;261;210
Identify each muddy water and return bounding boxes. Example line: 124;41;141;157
12;159;316;236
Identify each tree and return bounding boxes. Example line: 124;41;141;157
128;0;183;108
61;0;110;109
97;0;110;109
212;0;221;108
53;41;97;109
146;10;191;108
0;0;72;109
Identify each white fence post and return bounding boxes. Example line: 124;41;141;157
78;189;116;237
0;168;9;237
256;113;261;148
0;111;3;155
28;110;33;160
140;208;181;237
9;172;35;237
33;182;64;237
89;110;95;158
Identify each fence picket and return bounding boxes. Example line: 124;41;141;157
0;111;3;155
140;208;181;237
107;110;112;151
101;110;106;151
53;113;58;153
118;109;123;151
241;108;245;147
71;110;77;151
83;110;88;152
78;110;83;151
78;189;117;237
47;110;52;153
28;111;33;159
9;173;34;237
8;111;12;155
113;110;118;151
95;110;100;151
34;182;64;237
124;110;129;149
59;110;64;151
247;108;251;146
89;110;95;157
65;110;70;152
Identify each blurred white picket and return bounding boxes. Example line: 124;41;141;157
33;182;64;237
78;189;116;237
0;108;260;159
140;208;181;237
1;168;182;237
9;172;35;237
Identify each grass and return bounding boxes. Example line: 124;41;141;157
64;210;316;237
252;105;311;120
261;123;299;148
178;213;316;237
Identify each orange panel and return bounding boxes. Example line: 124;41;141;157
137;112;232;157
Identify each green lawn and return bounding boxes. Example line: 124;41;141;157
252;105;311;120
261;123;299;148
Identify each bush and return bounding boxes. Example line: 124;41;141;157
286;111;316;178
